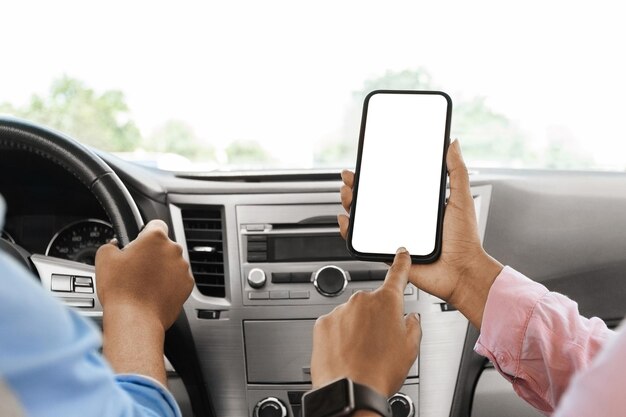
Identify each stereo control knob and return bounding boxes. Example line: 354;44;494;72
247;268;267;289
313;265;347;297
389;393;415;417
253;397;287;417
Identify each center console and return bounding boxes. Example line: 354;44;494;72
170;184;492;417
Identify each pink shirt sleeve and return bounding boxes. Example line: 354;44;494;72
474;266;614;414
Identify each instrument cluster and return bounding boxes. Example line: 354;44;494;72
45;219;115;265
1;218;114;266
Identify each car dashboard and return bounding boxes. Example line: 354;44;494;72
3;148;626;417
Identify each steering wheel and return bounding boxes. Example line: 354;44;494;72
0;116;143;314
0;116;215;417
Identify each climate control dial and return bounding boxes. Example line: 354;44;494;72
389;392;415;417
253;397;287;417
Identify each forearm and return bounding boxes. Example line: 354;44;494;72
102;304;167;386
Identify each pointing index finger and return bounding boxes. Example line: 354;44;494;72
381;247;411;294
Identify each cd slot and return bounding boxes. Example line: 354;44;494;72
242;227;340;235
271;222;338;230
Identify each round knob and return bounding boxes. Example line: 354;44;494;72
254;397;287;417
247;268;266;289
313;265;347;297
389;393;415;417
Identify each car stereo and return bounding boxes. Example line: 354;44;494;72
237;204;400;307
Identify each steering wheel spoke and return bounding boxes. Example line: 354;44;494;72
31;254;102;317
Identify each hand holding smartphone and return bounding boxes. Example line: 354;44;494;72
347;90;451;263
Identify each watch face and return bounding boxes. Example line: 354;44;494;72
304;379;352;417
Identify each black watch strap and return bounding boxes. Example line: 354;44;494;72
352;381;392;417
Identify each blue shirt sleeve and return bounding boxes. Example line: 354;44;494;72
0;247;182;417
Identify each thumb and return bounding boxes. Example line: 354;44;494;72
95;239;120;264
140;219;169;236
125;219;169;249
447;140;473;203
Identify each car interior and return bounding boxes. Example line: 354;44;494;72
1;2;625;417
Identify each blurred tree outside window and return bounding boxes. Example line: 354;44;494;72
0;76;141;152
314;69;592;170
1;72;594;171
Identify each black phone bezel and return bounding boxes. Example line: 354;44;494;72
346;89;452;263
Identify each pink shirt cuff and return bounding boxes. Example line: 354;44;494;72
474;266;550;382
474;266;613;413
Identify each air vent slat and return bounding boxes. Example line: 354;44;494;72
189;251;224;256
186;236;223;243
191;268;224;275
184;225;222;231
193;273;224;279
188;260;225;266
197;283;227;288
181;206;226;298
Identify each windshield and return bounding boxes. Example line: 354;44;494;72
2;0;625;172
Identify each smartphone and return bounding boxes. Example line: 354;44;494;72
347;90;451;263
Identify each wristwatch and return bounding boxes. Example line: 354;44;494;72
302;378;392;417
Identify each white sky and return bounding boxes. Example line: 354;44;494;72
2;0;626;168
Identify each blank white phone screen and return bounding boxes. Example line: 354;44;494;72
351;93;448;256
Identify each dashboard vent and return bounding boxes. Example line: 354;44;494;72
181;207;226;298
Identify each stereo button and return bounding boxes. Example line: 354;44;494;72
248;252;267;262
272;273;292;283
248;242;268;251
248;291;270;300
289;290;310;299
349;270;370;281
51;274;72;292
270;290;289;299
291;272;313;283
246;224;266;231
370;269;388;280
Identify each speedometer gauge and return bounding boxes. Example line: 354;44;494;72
46;219;115;265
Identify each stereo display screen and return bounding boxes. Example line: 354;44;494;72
271;234;351;262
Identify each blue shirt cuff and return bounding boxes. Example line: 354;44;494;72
115;374;182;417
